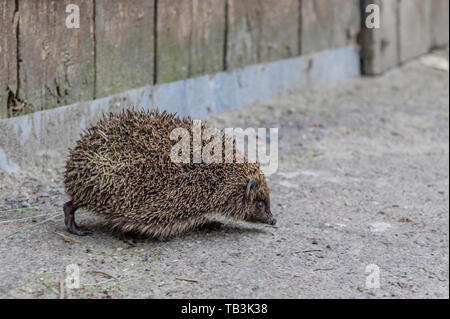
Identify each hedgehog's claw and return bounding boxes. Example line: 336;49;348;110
67;219;92;236
64;200;92;236
77;229;93;236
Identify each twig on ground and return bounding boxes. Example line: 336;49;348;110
59;276;64;299
291;249;323;255
313;268;335;271
86;270;116;279
82;278;116;287
302;249;323;253
175;277;199;283
53;231;81;244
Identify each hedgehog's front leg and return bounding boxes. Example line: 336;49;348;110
64;200;92;236
197;219;223;231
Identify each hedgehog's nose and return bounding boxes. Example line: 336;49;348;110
269;218;277;226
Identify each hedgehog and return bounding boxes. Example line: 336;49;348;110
63;108;276;240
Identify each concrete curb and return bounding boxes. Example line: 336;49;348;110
0;46;359;173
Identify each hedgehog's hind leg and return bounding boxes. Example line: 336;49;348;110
118;232;138;247
64;200;92;236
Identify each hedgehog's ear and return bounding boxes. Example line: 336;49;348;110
246;179;258;200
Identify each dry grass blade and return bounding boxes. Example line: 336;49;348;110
0;205;41;214
0;212;63;240
0;212;57;224
40;278;59;296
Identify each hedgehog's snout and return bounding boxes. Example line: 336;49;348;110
260;209;276;225
262;205;276;225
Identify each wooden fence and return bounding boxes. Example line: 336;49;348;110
361;0;449;75
0;0;361;118
0;0;448;119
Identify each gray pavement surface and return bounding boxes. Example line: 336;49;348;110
0;53;448;298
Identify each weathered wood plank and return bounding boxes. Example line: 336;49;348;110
157;0;225;83
17;0;95;115
156;0;191;83
398;0;431;62
258;0;299;62
0;0;18;119
189;0;225;77
95;0;155;98
430;0;449;48
225;0;259;69
301;0;360;55
226;0;299;70
361;0;400;75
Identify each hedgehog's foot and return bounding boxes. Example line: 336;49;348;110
156;235;173;242
119;232;137;247
64;200;92;236
197;220;223;231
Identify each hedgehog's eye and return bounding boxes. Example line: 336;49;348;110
257;201;265;210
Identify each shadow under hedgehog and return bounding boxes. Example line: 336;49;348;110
63;108;276;241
